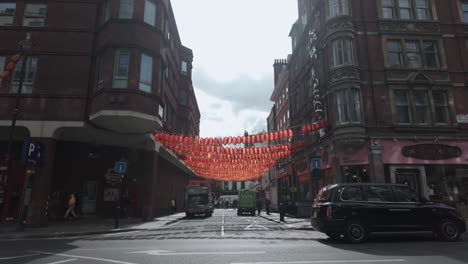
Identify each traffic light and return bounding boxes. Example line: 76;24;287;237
0;53;21;79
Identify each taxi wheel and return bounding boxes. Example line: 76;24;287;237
344;220;368;243
437;219;461;241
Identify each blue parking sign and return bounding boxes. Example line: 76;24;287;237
21;139;44;166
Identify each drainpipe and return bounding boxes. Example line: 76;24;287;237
360;0;379;128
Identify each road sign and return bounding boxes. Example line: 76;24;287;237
311;157;321;169
21;139;44;166
114;161;127;174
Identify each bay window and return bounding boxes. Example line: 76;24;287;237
144;0;156;26
328;0;349;18
119;0;133;19
113;49;129;88
337;88;361;124
332;38;354;67
139;53;153;93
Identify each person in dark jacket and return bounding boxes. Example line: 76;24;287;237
256;199;263;215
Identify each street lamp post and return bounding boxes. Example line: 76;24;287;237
3;33;32;231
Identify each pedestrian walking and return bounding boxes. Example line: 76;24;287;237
170;199;176;214
256;198;263;216
265;198;271;215
64;193;77;219
6;186;19;221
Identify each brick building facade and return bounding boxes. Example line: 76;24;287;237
0;0;200;225
276;0;468;215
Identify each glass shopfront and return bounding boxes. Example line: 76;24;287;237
425;165;468;204
342;165;370;183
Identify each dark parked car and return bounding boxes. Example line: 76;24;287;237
311;183;466;243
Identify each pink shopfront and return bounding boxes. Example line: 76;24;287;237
336;140;468;206
381;140;468;204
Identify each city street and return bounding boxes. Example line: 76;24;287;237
0;209;467;264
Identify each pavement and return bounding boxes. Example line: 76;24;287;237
258;211;313;230
0;210;312;240
0;213;186;240
1;209;467;264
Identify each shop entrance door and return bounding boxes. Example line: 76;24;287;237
81;181;97;214
389;166;428;198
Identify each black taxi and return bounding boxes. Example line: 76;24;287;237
311;183;466;243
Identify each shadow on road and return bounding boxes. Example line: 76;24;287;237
317;233;468;264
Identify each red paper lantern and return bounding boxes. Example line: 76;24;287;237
223;137;228;145
0;71;10;79
288;129;293;138
11;54;21;63
5;62;15;71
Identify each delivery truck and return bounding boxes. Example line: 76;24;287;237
184;185;213;217
237;189;256;216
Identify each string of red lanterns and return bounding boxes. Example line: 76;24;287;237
154;120;328;181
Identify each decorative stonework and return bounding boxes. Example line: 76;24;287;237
379;20;439;33
330;67;360;83
326;16;354;33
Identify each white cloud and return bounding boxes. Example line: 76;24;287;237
171;0;297;137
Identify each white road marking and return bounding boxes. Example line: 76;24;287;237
221;211;225;236
32;251;139;264
231;259;406;264
0;253;39;260
129;250;265;256
46;259;77;264
101;231;141;236
244;221;268;230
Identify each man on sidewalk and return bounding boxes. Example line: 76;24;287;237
64;193;77;219
265;198;271;215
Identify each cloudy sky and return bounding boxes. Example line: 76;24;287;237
171;0;298;138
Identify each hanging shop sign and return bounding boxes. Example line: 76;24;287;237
402;144;462;160
457;114;468;124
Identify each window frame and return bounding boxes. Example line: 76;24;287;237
23;3;47;27
144;0;157;26
119;0;134;19
380;0;432;20
139;52;153;93
331;38;355;68
181;60;188;75
113;49;130;89
432;90;450;124
328;0;349;19
96;56;104;90
0;3;16;26
10;56;38;94
385;38;442;69
336;88;362;125
392;88;451;125
462;1;468;23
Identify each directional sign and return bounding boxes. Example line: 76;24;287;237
20;139;44;166
311;157;321;169
114;161;127;174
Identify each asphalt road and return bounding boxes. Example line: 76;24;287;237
1;209;467;264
